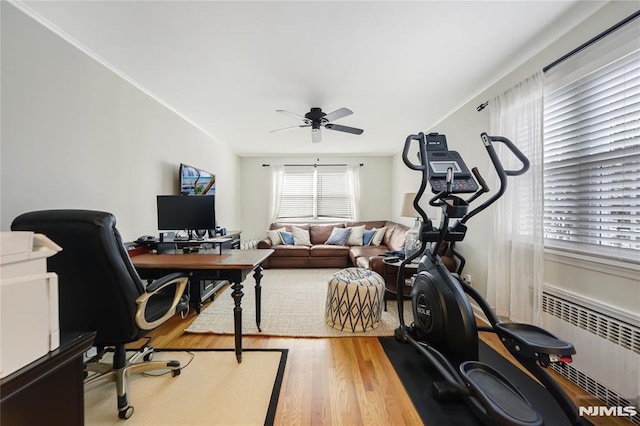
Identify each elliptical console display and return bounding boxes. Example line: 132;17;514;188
423;133;479;194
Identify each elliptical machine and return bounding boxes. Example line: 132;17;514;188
394;132;592;426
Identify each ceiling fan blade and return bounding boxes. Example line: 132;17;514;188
323;107;353;122
324;123;364;135
311;128;322;143
276;109;308;121
269;124;310;133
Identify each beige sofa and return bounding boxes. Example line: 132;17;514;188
257;220;409;269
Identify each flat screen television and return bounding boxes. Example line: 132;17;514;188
179;163;215;196
157;195;216;234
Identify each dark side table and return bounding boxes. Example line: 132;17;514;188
382;258;419;310
1;331;96;426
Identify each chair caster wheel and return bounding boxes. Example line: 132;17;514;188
118;406;134;419
143;352;154;361
171;368;181;377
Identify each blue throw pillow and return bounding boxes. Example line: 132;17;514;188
279;230;294;245
363;229;376;246
325;227;351;245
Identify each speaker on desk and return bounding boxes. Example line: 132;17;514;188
159;231;175;243
157;242;177;254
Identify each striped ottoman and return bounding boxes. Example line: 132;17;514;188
325;268;385;332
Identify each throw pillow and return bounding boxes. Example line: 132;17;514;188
266;228;285;245
325;227;351;245
292;226;311;246
363;228;376;246
370;226;387;246
346;225;366;246
279;230;295;245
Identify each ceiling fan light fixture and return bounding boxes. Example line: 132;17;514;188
311;128;321;143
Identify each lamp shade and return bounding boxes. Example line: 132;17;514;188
401;193;419;218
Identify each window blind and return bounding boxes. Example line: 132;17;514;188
276;166;354;220
277;169;314;219
543;17;640;262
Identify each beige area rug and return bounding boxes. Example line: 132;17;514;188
85;349;287;426
185;268;413;337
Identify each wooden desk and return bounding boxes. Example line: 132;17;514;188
131;249;273;363
1;332;96;426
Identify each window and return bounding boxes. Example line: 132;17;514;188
543;17;640;263
273;165;358;221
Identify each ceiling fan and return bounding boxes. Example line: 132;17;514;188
269;107;364;143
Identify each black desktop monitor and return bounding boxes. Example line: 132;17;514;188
157;195;216;233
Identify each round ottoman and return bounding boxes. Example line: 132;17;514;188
325;268;385;332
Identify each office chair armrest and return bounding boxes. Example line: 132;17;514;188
145;272;189;293
135;273;189;330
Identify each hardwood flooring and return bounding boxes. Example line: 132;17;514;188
143;294;631;426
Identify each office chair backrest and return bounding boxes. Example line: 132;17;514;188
11;210;147;346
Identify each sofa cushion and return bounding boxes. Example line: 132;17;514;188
310;245;351;257
363;228;376;245
267;228;285;245
270;245;310;257
292;226;311;246
310;223;344;245
371;227;387;246
384;222;410;251
279;230;294;245
325;227;351;245
346;225;365;246
348;246;389;266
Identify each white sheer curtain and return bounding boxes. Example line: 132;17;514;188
269;165;285;223
487;71;544;325
347;164;361;220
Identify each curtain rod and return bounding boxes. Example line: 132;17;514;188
262;163;364;167
477;10;640;112
543;9;640;73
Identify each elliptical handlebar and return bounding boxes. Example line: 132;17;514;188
481;133;530;177
471;167;490;193
402;132;431;227
402;133;428;172
460;133;530;225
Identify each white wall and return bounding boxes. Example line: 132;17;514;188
238;156;394;240
4;0;636;315
1;2;239;241
391;1;640;313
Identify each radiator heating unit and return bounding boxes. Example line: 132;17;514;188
542;288;640;425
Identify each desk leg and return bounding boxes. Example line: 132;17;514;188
253;265;263;332
231;280;244;363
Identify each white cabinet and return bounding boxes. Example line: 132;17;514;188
0;232;62;378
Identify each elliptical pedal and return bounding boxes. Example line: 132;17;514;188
460;361;543;426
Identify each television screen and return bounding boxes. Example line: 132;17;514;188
179;163;215;196
157;195;216;231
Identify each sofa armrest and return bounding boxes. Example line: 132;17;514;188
257;238;273;249
368;255;385;276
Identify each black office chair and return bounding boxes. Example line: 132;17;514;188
11;209;189;420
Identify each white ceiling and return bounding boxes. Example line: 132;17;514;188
17;1;605;157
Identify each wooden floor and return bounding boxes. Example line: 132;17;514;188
143;293;631;426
